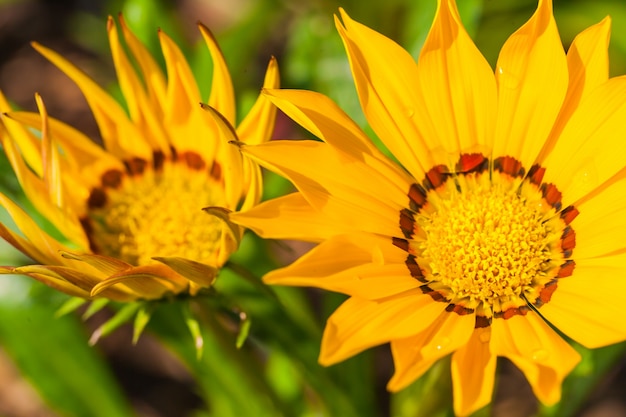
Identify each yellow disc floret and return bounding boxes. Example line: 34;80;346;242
86;160;227;267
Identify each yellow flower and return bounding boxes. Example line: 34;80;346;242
0;16;279;302
230;1;626;415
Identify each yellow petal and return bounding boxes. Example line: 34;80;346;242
159;29;216;160
60;251;132;275
239;140;406;237
572;175;626;259
107;17;170;155
237;58;280;146
153;256;218;287
31;42;152;160
262;88;414;188
387;312;474;392
36;93;63;208
540;253;626;348
0;266;91;298
541;17;611;160
200;104;243;209
118;14;167;106
541;77;626;206
320;291;446;365
264;232;417;299
451;328;496;417
416;0;497;156
11;265;133;301
199;23;236;124
335;9;430;179
230;192;344;242
0;91;42;176
490;312;580;405
0;192;74;264
493;0;567;169
91;264;188;299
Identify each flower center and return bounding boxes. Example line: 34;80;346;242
82;152;228;267
393;154;577;327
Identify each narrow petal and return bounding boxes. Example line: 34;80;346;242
0;91;42;176
91;264;188;299
108;17;170;155
200;104;243;209
416;0;497;156
262;88;414;189
541;77;626;206
264;232;418;299
199;23;236;124
490;312;580;405
0;266;91;299
320;291;447;365
451;328;496;417
153;256;218;287
493;0;568;169
236;58;280;146
9;265;134;301
231;192;344;242
540;17;611;160
387;312;475;392
118;14;167;106
239;140;407;237
31;42;153;160
60;251;132;275
0;192;74;264
0;137;87;248
540;253;626;348
36;93;63;208
336;10;430;179
159;30;217;161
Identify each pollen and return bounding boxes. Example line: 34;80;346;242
397;154;576;324
423;183;552;305
83;154;227;267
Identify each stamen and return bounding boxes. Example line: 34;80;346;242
81;151;227;267
398;154;575;327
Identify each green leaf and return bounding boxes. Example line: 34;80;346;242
89;302;141;345
0;277;134;417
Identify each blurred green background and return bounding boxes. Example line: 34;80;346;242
1;0;626;416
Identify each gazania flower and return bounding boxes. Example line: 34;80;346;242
0;17;278;303
230;0;626;415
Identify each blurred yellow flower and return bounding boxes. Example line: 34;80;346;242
0;16;279;302
230;0;626;415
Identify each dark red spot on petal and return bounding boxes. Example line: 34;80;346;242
527;164;546;185
87;188;107;209
557;260;575;278
445;303;474;315
181;151;206;170
560;206;579;225
124;157;147;176
561;226;576;254
420;285;446;302
423;165;449;190
541;183;563;210
79;217;98;253
408;183;427;212
475;315;491;328
406;255;427;282
210;161;222;180
456;153;488;174
392;237;409;252
153;150;165;171
493;156;525;178
101;169;124;188
399;209;415;239
534;280;558;307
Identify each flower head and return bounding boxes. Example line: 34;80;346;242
0;16;278;302
230;0;626;415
